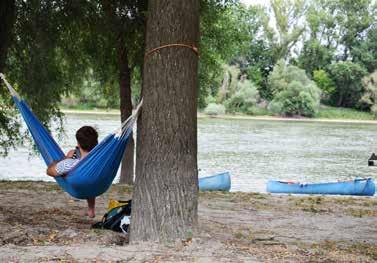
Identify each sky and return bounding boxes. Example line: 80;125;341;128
240;0;270;6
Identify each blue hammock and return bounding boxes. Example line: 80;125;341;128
1;74;141;199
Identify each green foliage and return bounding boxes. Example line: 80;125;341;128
298;40;334;77
270;0;308;60
199;1;250;108
0;101;21;156
352;26;377;73
268;60;314;95
204;103;226;116
316;105;377;120
307;0;377;60
235;0;309;100
243;38;276;99
327;61;367;108
359;71;377;111
67;0;146;109
268;61;321;117
205;95;217;105
225;79;260;114
268;81;321;117
228;4;276;99
313;69;336;102
1;0;75;154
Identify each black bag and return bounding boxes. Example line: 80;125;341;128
92;200;132;233
368;153;377;166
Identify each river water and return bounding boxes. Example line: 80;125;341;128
1;113;377;193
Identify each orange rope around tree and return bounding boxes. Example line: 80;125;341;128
144;44;200;60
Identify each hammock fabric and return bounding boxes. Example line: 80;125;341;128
0;73;141;199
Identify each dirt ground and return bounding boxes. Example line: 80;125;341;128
0;181;376;262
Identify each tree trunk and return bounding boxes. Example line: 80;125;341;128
118;43;135;185
130;0;199;242
0;0;15;72
337;91;344;107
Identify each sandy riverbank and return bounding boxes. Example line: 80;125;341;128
0;181;376;262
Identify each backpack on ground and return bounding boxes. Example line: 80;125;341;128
92;199;132;233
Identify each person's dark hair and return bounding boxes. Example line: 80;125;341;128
76;126;98;151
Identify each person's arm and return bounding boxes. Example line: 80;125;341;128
46;161;59;177
47;158;79;177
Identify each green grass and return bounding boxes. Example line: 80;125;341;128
315;105;377;120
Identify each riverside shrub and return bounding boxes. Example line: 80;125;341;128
204;103;226;116
268;60;321;117
327;61;367;108
313;69;335;103
225;79;260;114
359;71;377;112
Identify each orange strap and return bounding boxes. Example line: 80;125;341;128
145;44;200;60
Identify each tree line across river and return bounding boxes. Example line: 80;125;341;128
1;0;377;152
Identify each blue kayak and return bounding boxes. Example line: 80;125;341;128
267;178;375;196
199;172;231;191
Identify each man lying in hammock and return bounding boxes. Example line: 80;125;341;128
46;126;99;218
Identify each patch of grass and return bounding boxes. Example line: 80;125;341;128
309;241;377;261
311;240;339;250
361;199;377;207
229;192;265;203
346;208;377;218
0;180;61;192
246;107;274;116
292;196;330;213
199;191;230;199
200;191;268;203
302;205;321;213
331;197;357;205
91;228;106;235
234;231;244;239
315;105;377;120
347;243;377;260
109;184;133;194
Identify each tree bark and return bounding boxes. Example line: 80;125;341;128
118;42;135;185
0;0;15;72
130;0;199;242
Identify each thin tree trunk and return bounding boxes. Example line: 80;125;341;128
337;91;344;107
101;0;135;184
0;0;15;72
130;0;199;242
118;43;134;185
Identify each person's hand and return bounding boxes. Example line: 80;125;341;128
66;149;75;158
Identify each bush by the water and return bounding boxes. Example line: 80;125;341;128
224;79;260;114
359;71;377;113
204;103;226;116
267;61;321;117
313;69;336;102
327;61;367;108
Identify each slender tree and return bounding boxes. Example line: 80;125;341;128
98;0;147;185
131;0;199;242
270;0;308;60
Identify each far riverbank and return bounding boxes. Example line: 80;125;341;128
61;108;377;125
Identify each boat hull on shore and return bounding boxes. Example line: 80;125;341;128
267;178;375;196
199;172;231;191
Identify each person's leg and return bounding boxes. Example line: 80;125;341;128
87;197;96;218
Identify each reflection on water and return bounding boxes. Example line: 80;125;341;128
1;113;377;193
